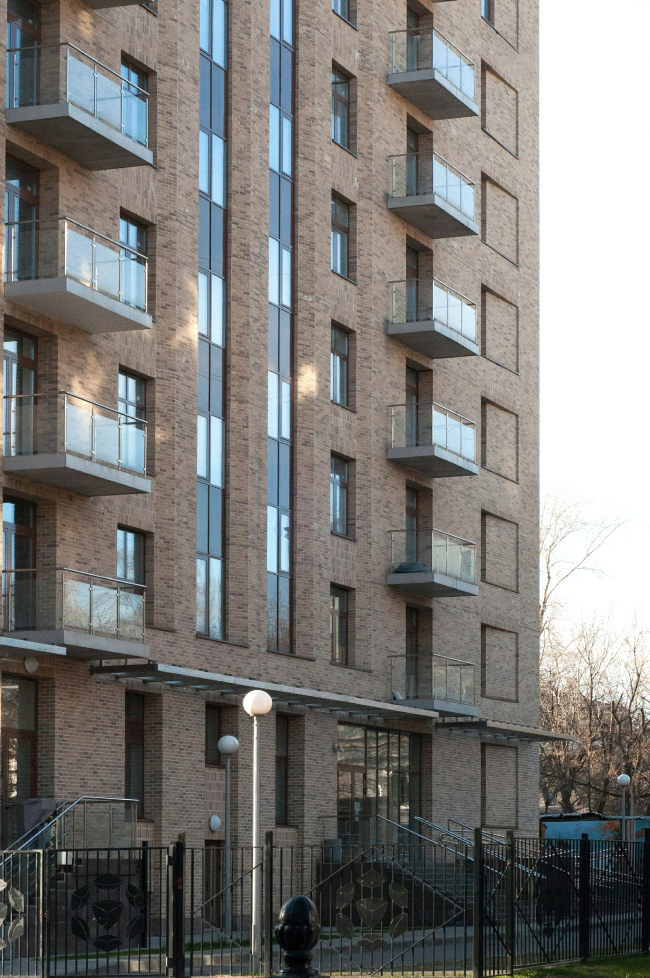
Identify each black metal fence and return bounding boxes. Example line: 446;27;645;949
4;832;650;977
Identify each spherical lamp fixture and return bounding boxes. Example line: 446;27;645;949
243;689;273;716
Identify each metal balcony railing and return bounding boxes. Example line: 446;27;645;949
6;43;149;146
389;278;477;342
389;652;475;706
390;401;476;461
389;152;476;219
3;391;147;476
389;528;476;582
4;217;148;312
2;567;146;642
390;26;476;101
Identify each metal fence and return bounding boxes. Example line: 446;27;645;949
4;834;650;977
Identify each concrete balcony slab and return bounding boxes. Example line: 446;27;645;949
399;697;479;717
3;453;151;496
387;319;479;358
386;571;479;598
3;629;149;661
6;103;153;170
387;69;479;120
4;276;152;333
387;445;478;478
387;194;479;238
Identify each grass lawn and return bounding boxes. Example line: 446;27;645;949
518;954;650;978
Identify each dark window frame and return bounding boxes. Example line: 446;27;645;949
330;454;349;537
117;526;146;585
275;714;289;825
331;67;350;150
205;703;222;766
331;195;350;279
330;324;349;407
330;584;349;665
125;691;145;817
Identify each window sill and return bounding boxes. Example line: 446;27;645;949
195;633;251;649
331;400;357;414
268;649;317;661
331;270;357;286
332;10;358;30
332;140;358;159
331;531;356;543
331;660;372;673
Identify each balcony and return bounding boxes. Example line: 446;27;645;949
2;567;148;660
388;27;478;120
388;278;479;358
4;217;152;333
388;402;478;478
387;529;478;598
389;652;479;716
3;392;150;496
387;152;479;238
6;44;152;169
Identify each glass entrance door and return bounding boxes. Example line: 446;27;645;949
0;674;37;847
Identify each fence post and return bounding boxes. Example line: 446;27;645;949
173;835;186;978
578;833;590;963
505;830;515;976
642;829;650;953
140;839;149;948
473;827;484;978
265;830;274;978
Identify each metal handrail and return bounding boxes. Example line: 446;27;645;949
4;217;147;261
414;816;470;846
6;42;149;97
388;150;475;189
389;25;476;71
388;651;475;667
448;817;506;845
388;276;477;310
4;390;147;426
388;400;475;427
389;527;476;548
5;795;138;853
1;566;146;588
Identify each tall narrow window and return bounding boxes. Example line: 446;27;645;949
331;197;349;278
330;585;349;665
120;60;148;145
205;704;221;765
406;9;420;71
405;246;419;323
405;366;419;447
117;528;145;584
118;371;146;474
332;0;351;25
405;486;418;563
331;69;350;149
5;157;38;283
405;607;418;698
482;0;495;25
330;455;349;536
3;326;35;458
330;325;349;407
2;497;35;632
119;215;147;311
125;692;145;815
1;674;37;847
406;127;419;197
275;715;289;824
6;0;40;110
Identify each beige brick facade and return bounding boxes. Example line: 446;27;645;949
0;0;541;849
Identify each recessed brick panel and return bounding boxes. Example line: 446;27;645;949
482;625;518;701
482;400;518;481
482;513;518;591
482;66;518;155
482;178;519;263
482;290;518;371
482;744;518;827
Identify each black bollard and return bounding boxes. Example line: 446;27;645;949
274;895;321;978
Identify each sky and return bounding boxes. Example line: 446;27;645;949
539;0;650;630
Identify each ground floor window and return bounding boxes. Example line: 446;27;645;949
336;723;421;842
1;674;37;847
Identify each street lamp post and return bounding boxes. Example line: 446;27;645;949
243;689;273;972
617;773;631;841
218;734;239;936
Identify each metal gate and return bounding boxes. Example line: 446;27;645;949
0;849;43;978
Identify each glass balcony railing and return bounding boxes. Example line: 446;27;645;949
2;567;145;642
390;402;476;461
389;152;476;220
389;278;477;342
6;43;148;147
3;391;147;476
5;217;148;312
390;26;476;101
389;529;476;582
390;652;475;706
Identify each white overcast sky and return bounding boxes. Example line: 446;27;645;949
539;0;650;629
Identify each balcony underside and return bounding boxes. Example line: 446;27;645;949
3;454;151;496
387;319;479;359
5;277;152;333
3;629;149;660
0;633;67;659
387;571;478;598
387;445;478;478
387;195;479;238
84;0;142;7
387;70;479;120
6;104;153;170
397;697;479;717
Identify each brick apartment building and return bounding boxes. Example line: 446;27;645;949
0;0;548;851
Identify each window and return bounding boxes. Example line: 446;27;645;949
406;127;419;196
331;69;350;149
6;0;40;110
405;607;418;698
406;8;419;71
117;528;145;584
332;0;352;24
405;486;418;563
3;326;35;458
2;497;36;632
405;366;419;447
330;325;349;407
275;714;289;824
330;585;349;665
118;370;146;474
205;704;221;764
330;455;349;536
125;692;145;816
405;246;419;323
1;674;37;847
331;197;349;278
482;0;495;24
120;215;147;310
5;156;38;283
120;60;148;145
